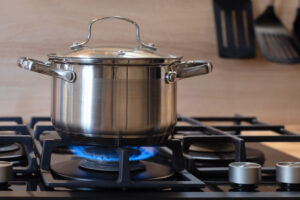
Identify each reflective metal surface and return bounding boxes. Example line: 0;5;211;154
70;16;156;51
276;162;300;184
51;63;177;145
50;16;181;64
0;161;13;183
229;162;261;185
18;57;76;83
18;59;211;146
165;60;213;83
48;47;181;65
17;16;213;146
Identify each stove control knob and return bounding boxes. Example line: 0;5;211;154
229;162;261;185
0;161;13;183
276;162;300;184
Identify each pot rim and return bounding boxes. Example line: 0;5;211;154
48;54;183;66
47;45;184;66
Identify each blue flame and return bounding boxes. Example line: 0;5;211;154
69;146;158;162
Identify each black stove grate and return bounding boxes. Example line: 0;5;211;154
175;114;300;192
19;115;300;198
0;117;37;174
31;117;204;190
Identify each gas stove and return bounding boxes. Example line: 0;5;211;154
0;115;300;199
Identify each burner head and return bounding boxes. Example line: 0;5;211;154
70;146;157;172
276;162;300;184
0;143;19;153
188;143;265;167
0;143;25;165
189;142;235;153
79;159;145;172
229;162;261;185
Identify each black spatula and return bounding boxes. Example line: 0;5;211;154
293;0;300;49
255;1;300;64
213;0;256;58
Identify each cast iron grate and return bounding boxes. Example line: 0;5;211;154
175;114;300;192
31;117;204;190
28;115;300;197
0;117;37;174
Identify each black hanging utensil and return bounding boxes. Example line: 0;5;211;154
213;0;256;58
255;0;300;64
293;0;300;49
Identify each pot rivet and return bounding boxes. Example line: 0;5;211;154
166;71;177;83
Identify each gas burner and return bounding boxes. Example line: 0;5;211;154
188;143;265;167
69;146;159;162
27;115;300;198
79;159;145;172
189;142;235;153
32;119;203;190
51;145;172;180
0;143;25;165
0;117;37;175
0;141;28;167
0;142;20;153
51;159;174;181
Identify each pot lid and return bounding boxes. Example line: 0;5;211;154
48;46;181;61
48;16;182;65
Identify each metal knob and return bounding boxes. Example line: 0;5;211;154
276;162;300;184
0;161;13;183
229;162;261;185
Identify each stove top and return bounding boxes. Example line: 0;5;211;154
0;114;300;199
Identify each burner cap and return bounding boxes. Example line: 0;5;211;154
0;143;25;165
0;143;19;153
79;159;145;172
188;146;265;167
189;142;235;153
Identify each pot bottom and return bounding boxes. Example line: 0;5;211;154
56;128;172;147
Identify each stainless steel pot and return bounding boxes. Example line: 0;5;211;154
18;16;212;146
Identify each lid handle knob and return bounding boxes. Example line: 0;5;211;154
70;16;157;51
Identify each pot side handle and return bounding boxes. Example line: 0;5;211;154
17;57;76;83
165;60;213;83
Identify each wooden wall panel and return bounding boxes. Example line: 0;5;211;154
0;0;299;125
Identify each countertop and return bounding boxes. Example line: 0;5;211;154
247;125;300;159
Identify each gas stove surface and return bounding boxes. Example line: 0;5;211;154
0;115;300;199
